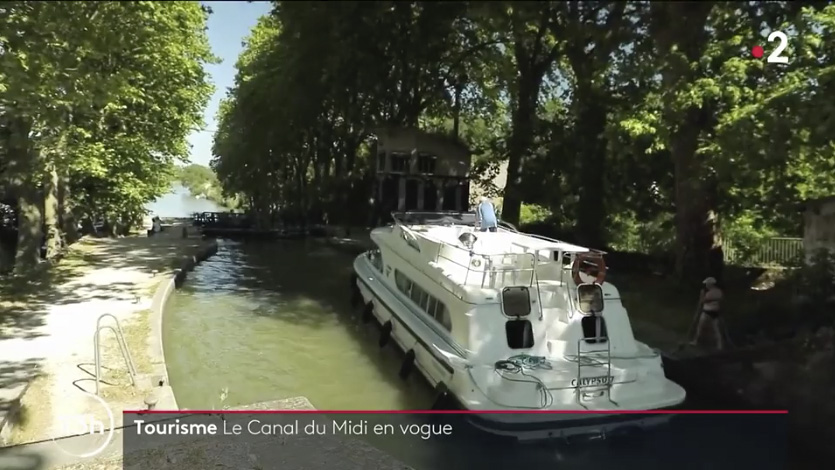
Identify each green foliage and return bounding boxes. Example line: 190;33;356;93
790;249;835;308
721;212;781;265
175;163;236;209
519;204;552;226
211;2;835;280
178;164;218;192
0;1;215;270
606;211;676;255
743;249;835;336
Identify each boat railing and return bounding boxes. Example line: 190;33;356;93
393;214;539;289
507;230;608;257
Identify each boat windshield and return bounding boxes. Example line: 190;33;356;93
391;211;477;227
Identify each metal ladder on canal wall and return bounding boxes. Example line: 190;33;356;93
94;313;137;396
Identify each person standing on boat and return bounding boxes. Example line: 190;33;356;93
690;277;724;350
475;196;498;232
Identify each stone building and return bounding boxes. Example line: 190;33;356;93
371;127;472;219
802;195;835;262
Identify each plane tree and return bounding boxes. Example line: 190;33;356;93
0;1;214;272
212;1;835;283
614;1;835;279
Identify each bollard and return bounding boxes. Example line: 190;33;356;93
145;393;159;410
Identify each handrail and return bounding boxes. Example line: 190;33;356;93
397;221;538;289
390;210;604;254
497;220;519;232
93;313;137;396
390;212;602;320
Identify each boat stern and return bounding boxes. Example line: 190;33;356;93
466;409;679;442
454;361;686;441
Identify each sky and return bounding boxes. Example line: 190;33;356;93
186;1;273;166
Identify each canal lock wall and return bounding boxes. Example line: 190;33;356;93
146;238;219;411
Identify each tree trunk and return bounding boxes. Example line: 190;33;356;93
0;241;14;274
452;84;463;140
43;162;62;258
575;87;608;249
502;75;541;226
59;173;80;244
14;185;44;272
652;2;718;281
671;108;720;281
5;116;43;274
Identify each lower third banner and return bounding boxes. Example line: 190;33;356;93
121;411;787;470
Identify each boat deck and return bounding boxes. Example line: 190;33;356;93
417;224;589;257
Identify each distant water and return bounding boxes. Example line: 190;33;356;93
145;184;225;218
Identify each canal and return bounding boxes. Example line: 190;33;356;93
162;238;786;470
163;239;432;411
145;183;226;217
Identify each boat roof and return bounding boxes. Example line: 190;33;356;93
391;211;601;255
514;236;590;254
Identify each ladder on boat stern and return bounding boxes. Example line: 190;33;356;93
574;317;616;408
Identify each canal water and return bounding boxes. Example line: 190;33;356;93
162;238;787;469
145;184;225;217
162;239;432;411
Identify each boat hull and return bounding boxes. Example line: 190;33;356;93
352;255;685;441
433;387;677;441
466;411;676;441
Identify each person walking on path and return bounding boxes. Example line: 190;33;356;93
475;196;498;232
689;277;725;350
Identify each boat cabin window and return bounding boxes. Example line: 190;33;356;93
506;320;534;349
394;270;452;331
366;249;383;272
581;316;608;344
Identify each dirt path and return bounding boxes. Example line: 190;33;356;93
0;225;204;445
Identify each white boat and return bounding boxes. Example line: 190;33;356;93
350;211;686;440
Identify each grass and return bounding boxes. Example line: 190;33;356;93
98;308;155;405
6;375;51;446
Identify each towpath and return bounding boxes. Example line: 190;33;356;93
0;224;205;446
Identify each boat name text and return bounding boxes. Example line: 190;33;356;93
571;376;614;387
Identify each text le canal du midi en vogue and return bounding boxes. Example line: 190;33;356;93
132;419;454;440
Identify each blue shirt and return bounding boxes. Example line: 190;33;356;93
477;201;497;228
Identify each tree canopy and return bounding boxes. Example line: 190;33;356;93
0;1;215;273
212;1;835;281
176;163;235;209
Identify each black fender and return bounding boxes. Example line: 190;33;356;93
362;302;374;323
399;350;416;380
431;382;453;410
350;273;361;308
379;320;393;347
